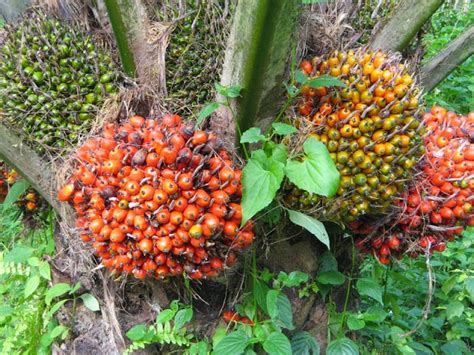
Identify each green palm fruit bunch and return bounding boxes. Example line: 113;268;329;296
0;11;120;155
284;50;424;222
161;0;233;114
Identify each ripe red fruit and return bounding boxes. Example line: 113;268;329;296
387;236;400;250
57;115;253;280
223;310;240;322
138;238;153;253
433;242;446;252
379;245;390;256
58;183;75;201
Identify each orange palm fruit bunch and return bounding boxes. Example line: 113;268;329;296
352;107;474;264
285;50;424;222
58;114;253;280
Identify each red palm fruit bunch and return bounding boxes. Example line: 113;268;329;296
285;50;424;222
57;114;253;280
352;106;474;264
0;161;39;211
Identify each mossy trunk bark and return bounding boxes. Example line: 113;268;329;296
421;26;474;92
0;0;30;21
104;0;169;88
369;0;444;52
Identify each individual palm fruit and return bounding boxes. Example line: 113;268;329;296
352;107;474;264
58;114;253;280
0;11;119;155
161;0;233;114
285;50;424;222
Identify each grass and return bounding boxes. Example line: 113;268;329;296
0;202;57;354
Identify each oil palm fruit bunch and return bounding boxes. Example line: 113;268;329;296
0;161;40;211
0;11;119;155
162;0;232;114
352;107;474;264
58;114;253;280
285;50;424;222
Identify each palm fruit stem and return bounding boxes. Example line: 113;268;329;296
369;0;444;52
104;0;137;77
216;0;300;144
421;26;474;92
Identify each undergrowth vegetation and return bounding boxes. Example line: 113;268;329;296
423;2;474;113
0;182;99;354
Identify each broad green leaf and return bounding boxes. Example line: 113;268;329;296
264;142;288;164
440;340;469;354
5;245;33;263
295;70;308;84
285;138;340;197
240;127;266;144
45;283;71;305
407;341;434;355
3;179;30;209
226;85;242;98
47;299;68;318
288;210;330;249
317;271;345;285
156;308;176;324
266;290;280;319
446;300;464;319
356;278;383;305
241;150;285;225
69;282;81;294
27;256;40;266
212;326;228;349
126;324;147;341
214;330;249;355
215;83;242;98
361;305;387;323
189;341;208;355
306;75;346;88
318;251;338;273
263;332;292;355
464;277;474;300
275;293;294;330
24;275;41;298
272;122;297;136
291;331;320;355
395;344;416;355
442;274;457;294
390;326;406;344
244;303;256;320
254;280;270;315
174;308;193;331
266;290;294;329
50;325;68;339
284;271;309;288
347;314;365;330
80;293;100;312
326;337;359;355
196;102;219;126
39;261;51;280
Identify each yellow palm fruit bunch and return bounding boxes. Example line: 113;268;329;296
284;49;424;222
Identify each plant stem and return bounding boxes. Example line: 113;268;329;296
341;237;357;330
